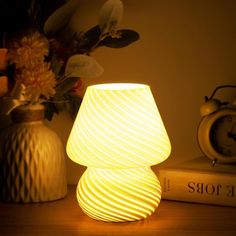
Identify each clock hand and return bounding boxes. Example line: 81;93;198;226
230;123;235;133
228;123;236;142
228;132;236;142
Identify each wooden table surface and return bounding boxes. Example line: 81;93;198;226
0;185;236;236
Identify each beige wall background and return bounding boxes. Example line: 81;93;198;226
50;0;236;184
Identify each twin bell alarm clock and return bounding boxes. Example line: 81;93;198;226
197;85;236;165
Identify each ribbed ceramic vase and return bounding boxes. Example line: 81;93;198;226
0;104;67;202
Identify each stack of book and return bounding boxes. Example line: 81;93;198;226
157;157;236;207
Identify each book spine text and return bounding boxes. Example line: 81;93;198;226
158;169;236;207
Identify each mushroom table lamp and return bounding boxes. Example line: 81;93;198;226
66;83;171;222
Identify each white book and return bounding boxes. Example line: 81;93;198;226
157;157;236;207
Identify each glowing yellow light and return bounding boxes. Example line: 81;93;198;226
67;83;171;222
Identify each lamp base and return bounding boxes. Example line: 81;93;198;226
76;167;161;222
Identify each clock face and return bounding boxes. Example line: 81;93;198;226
210;114;236;157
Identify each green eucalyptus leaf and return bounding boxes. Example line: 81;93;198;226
44;0;80;35
65;54;104;78
99;29;140;48
43;102;59;121
55;77;80;96
50;54;64;77
77;25;101;52
64;92;83;119
99;0;123;34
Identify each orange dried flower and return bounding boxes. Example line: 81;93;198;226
9;32;49;69
71;79;85;97
15;62;56;102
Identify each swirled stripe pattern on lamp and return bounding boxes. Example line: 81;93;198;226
66;83;171;222
67;84;171;168
77;167;161;222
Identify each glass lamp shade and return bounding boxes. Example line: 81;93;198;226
66;83;171;222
